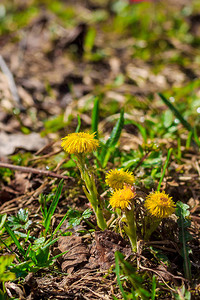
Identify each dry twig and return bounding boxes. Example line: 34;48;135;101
0;162;71;180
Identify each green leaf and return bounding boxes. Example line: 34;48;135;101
7;209;32;231
17;208;29;223
31;237;46;251
176;202;190;218
82;208;92;219
35;247;50;266
10;260;36;278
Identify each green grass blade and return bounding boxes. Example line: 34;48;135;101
92;96;99;138
193;126;200;147
158;93;193;132
4;222;26;257
100;109;124;167
75;115;81;133
157;148;173;191
151;275;156;300
41;237;59;251
0;214;7;230
48;249;69;263
44;180;63;233
176;202;192;281
107;108;124;148
52;212;70;237
125;120;147;143
115;251;128;300
115;251;151;300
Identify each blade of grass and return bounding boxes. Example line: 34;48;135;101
157;148;173;191
158;93;193;132
158;93;200;149
0;214;7;230
115;251;151;300
48;249;69;264
115;251;128;300
52;212;69;237
75;115;81;133
44;180;63;234
176;202;192;281
92;96;99;138
100;109;124;167
193;126;200;147
151;275;156;300
4;223;26;257
41;237;59;251
125;119;147;143
186;131;193;149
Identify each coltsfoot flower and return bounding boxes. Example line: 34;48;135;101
145;191;175;218
61;132;99;154
105;169;135;189
109;185;136;210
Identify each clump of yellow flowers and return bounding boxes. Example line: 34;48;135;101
61;131;176;252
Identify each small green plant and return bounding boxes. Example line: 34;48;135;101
7;208;32;231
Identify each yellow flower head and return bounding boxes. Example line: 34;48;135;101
109;185;136;210
61;132;99;154
105;169;135;189
145;191;175;219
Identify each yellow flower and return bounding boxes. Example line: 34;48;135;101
61;132;99;154
145;191;175;219
109;185;136;210
105;169;135;189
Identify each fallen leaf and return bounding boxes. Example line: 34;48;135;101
57;235;89;274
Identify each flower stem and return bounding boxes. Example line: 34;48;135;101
75;154;107;230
